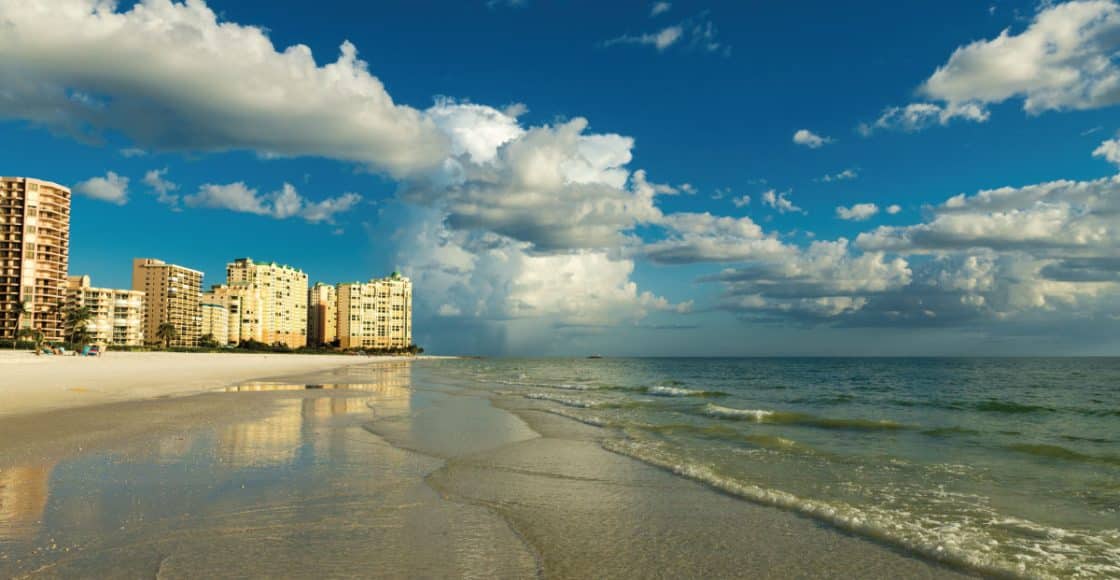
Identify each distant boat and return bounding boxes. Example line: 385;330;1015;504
587;355;603;359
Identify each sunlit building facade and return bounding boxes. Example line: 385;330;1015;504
307;282;337;346
225;258;308;348
131;258;203;347
0;177;70;343
337;273;412;350
65;275;145;346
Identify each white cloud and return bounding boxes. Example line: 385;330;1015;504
404;114;666;252
817;168;858;182
142;168;179;206
1093;137;1120;166
732;195;751;207
0;0;448;177
642;212;790;264
709;239;913;319
761;189;804;214
857;175;1120;255
650;2;671;16
75;171;128;205
185;182;361;224
866;1;1120;134
836;203;880;221
605;25;683;51
858;102;989;135
922;0;1120;114
886;204;902;215
393;207;686;349
792;129;833;148
119;147;146;158
604;12;728;55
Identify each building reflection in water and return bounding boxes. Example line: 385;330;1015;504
217;361;414;469
0;463;54;542
0;361;415;547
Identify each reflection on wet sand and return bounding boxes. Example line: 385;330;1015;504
0;463;53;542
0;360;535;578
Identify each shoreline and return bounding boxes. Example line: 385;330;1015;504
1;358;976;578
0;350;447;419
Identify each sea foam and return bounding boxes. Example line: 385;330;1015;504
602;438;1119;580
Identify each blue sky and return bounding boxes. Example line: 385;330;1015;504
2;0;1119;355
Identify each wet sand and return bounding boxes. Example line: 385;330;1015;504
0;351;425;418
0;361;976;578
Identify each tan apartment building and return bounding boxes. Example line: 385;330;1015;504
337;272;412;350
307;282;337;346
200;283;261;345
131;258;203;347
200;301;229;345
0;177;70;343
65;275;145;346
225;258;308;348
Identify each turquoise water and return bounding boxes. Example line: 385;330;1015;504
438;357;1120;579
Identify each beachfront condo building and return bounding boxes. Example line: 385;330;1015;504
200;301;229;345
131;258;203;347
0;177;70;344
200;283;259;345
307;282;337;346
337;273;412;350
225;258;308;348
65;275;145;346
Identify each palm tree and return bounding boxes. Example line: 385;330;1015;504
19;328;44;354
155;322;179;349
11;300;32;349
198;333;219;349
63;305;94;349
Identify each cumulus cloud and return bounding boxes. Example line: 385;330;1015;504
75;171;129;205
836;203;879;221
1093;137;1120;166
792;129;833;148
707;239;912;319
731;195;751;207
650;2;671;16
922;0;1120;114
865;1;1120;133
641;212;790;264
142;168;179;206
404;111;665;252
886;204;902;215
0;0;448;176
761;189;804;214
185;182;361;224
391;206;687;352
856;175;1120;254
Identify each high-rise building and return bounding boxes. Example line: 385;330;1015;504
337;272;412;350
0;177;70;344
225;258;308;348
307;282;337;346
200;283;258;345
131;258;203;347
199;301;229;345
65;275;145;346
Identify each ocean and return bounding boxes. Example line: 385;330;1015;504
440;357;1120;579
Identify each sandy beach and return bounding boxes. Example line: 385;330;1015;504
0;358;977;578
0;351;425;418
